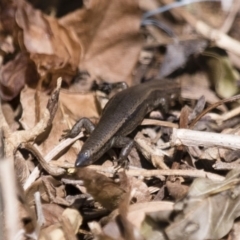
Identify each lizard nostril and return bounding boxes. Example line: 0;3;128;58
75;151;90;167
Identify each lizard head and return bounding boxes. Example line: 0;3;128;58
75;150;93;167
75;143;106;167
75;135;111;167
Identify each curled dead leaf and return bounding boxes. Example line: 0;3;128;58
60;0;144;85
14;0;80;87
75;168;131;211
0;52;38;100
39;208;81;240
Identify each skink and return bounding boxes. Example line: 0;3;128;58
63;79;180;167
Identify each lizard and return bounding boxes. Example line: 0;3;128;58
62;79;180;167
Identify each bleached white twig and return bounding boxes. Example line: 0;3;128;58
0;159;19;240
34;192;45;227
171;128;240;150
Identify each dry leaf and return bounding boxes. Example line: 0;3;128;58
75;168;130;211
100;178;143;240
15;0;81;86
166;169;240;240
17;181;37;234
229;220;240;240
0;52;38;100
42;204;65;227
25;176;66;207
0;35;15;54
128;176;151;203
14;150;29;185
159;39;207;78
140;215;166;240
128;201;173;229
204;49;240;98
62;208;83;234
19;86;78;163
181;72;223;103
166;181;189;201
39;208;81;240
60;0;144;85
1;102;20;131
60;90;99;122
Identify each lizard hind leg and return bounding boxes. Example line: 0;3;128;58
112;136;135;169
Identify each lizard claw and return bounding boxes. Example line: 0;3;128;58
113;157;129;170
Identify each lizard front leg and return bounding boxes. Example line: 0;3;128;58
61;117;95;140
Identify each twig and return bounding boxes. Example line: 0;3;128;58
171;128;240;150
0;159;19;239
142;0;221;20
219;105;240;122
87;165;224;181
141;118;178;128
135;137;170;169
220;0;240;33
189;94;240;128
34;192;45;228
19;143;66;176
23;132;83;190
162;0;240;56
52;161;224;181
61;178;84;185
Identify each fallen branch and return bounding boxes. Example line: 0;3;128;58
171;128;240;150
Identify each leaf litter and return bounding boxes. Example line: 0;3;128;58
2;0;240;239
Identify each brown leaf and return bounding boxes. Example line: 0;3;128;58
42;204;65;227
166;181;189;201
30;53;77;88
25;176;66;207
1;102;20;131
0;35;15;54
181;72;227;112
16;1;80;66
60;0;144;85
14;150;29;185
14;0;80;86
19;86;78;163
128;201;174;229
0;52;38;100
129;176;151;203
0;0;17;34
17;180;37;234
166;169;240;240
60;90;99;122
39;208;81;240
20;85;56;129
75;168;130;211
228;220;240;240
100;176;142;240
62;208;82;234
104;214;142;240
